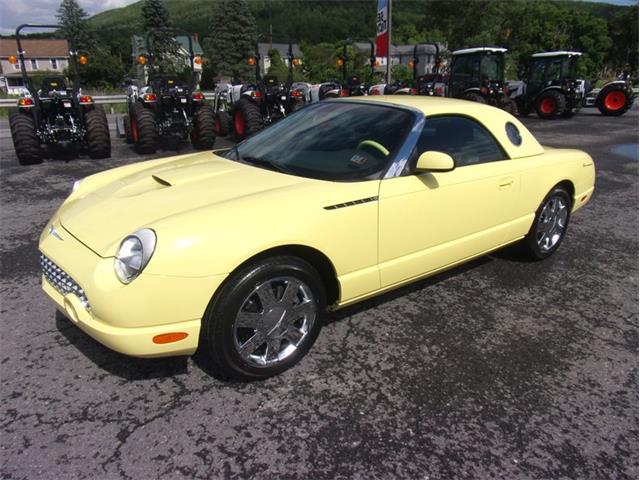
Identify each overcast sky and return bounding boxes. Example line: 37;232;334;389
0;0;139;35
0;0;636;36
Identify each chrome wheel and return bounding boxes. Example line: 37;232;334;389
536;195;568;252
233;276;316;367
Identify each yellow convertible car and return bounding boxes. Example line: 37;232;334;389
39;97;595;380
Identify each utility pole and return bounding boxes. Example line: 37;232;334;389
386;0;392;84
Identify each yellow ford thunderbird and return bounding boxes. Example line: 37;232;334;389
39;97;595;380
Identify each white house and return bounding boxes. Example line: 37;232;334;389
0;38;70;95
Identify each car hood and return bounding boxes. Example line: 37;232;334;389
59;152;312;256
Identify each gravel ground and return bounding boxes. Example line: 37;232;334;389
0;104;637;480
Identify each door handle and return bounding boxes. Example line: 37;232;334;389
499;177;514;188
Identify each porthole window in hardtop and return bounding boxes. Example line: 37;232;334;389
505;122;522;146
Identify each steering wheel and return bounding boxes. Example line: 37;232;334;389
357;140;389;158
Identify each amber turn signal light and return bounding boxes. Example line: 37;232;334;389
153;332;188;344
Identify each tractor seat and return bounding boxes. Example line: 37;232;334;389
40;77;67;95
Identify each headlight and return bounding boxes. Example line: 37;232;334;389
114;228;156;284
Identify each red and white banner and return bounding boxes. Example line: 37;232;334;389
375;0;389;57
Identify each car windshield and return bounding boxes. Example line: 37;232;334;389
223;101;415;181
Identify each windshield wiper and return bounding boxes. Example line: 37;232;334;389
240;155;293;175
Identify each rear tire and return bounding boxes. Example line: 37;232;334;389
9;109;42;165
232;99;262;140
132;104;157;154
191;106;216;150
213;110;232;137
199;255;326;381
521;186;572;260
597;85;632;116
535;90;566;119
463;92;486;104
84;105;111;159
123;114;132;144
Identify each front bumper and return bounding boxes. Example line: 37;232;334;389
39;220;227;358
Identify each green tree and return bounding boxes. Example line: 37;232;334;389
204;0;258;80
141;0;180;73
266;49;306;82
56;0;92;49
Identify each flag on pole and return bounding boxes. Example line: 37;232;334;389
376;0;389;57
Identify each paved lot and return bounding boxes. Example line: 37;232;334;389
0;105;638;480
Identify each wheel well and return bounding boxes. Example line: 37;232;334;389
239;245;340;306
556;180;575;207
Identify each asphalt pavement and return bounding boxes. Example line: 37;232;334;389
0;105;638;480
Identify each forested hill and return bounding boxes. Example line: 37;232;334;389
88;0;629;47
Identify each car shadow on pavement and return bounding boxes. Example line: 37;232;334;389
55;310;189;380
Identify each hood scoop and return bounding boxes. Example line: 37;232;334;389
152;174;172;187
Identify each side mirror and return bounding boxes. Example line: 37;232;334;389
415;151;455;173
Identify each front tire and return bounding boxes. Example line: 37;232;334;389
84;105;111;159
199;256;326;381
535;90;566;119
213;110;232;137
232;99;262;140
9;109;42;165
521;186;572;260
597;86;632;116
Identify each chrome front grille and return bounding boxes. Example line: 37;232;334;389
39;253;90;310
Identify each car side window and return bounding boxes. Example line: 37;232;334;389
416;116;507;167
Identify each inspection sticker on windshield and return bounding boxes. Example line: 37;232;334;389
350;154;368;166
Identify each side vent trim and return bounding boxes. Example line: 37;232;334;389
323;196;379;210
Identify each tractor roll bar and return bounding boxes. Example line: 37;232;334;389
15;24;81;98
411;43;440;83
342;38;377;83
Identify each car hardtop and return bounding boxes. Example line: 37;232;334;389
333;96;544;159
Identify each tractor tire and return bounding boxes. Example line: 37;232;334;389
132;104;157;154
9;109;42;165
232;99;262;140
191;106;216;150
463;92;486;104
123;114;132;144
597;85;633;116
84;105;111;159
535;90;566;119
213;111;232;137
